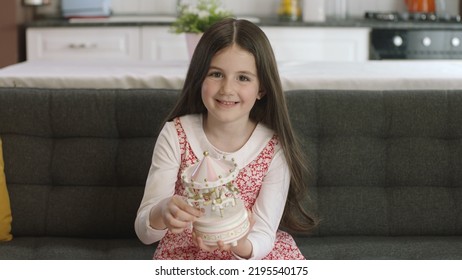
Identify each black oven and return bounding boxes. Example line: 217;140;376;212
366;12;462;60
370;28;462;59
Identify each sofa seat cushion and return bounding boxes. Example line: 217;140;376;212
296;236;462;260
0;237;157;260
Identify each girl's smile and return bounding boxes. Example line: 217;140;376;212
216;99;239;107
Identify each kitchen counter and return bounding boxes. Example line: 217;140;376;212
1;60;462;90
26;15;462;30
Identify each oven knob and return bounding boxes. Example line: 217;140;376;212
422;37;431;47
392;35;403;47
451;37;461;47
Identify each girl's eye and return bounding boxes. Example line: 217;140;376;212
238;75;250;82
208;72;222;78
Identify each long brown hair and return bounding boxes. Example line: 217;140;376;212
166;18;318;233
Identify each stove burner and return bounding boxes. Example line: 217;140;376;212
365;12;461;22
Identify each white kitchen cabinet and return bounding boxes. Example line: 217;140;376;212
140;26;189;61
26;25;370;62
26;27;140;61
262;27;370;62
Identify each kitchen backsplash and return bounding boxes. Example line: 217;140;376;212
36;0;459;18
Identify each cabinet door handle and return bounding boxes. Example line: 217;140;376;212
68;43;97;49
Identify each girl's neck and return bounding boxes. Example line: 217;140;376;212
203;115;257;153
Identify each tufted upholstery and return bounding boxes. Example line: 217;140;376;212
0;88;177;259
0;87;461;259
286;90;462;259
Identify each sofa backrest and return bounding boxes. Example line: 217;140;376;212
0;88;178;238
286;89;462;237
1;88;461;239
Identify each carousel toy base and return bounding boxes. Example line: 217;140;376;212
193;199;250;246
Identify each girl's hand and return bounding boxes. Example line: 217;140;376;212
160;195;202;234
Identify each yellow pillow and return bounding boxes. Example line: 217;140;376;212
0;138;13;241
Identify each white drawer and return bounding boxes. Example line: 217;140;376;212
141;26;189;62
261;27;370;62
26;27;140;61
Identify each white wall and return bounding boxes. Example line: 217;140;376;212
37;0;460;18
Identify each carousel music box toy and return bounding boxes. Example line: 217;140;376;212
182;151;250;246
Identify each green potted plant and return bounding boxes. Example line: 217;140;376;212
172;0;234;57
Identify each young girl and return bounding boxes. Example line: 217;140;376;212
135;18;317;260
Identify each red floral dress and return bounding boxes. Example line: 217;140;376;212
153;118;304;260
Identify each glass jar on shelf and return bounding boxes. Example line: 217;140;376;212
278;0;302;21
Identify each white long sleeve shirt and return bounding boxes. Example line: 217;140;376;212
134;114;290;259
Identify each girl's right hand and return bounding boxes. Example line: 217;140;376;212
160;195;203;234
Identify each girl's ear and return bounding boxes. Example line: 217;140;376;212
257;90;266;100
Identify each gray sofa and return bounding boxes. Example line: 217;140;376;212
0;87;461;259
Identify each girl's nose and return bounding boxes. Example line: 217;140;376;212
220;78;235;95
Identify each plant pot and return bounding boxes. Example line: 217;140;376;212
185;33;203;59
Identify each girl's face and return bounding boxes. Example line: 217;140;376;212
201;44;262;125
